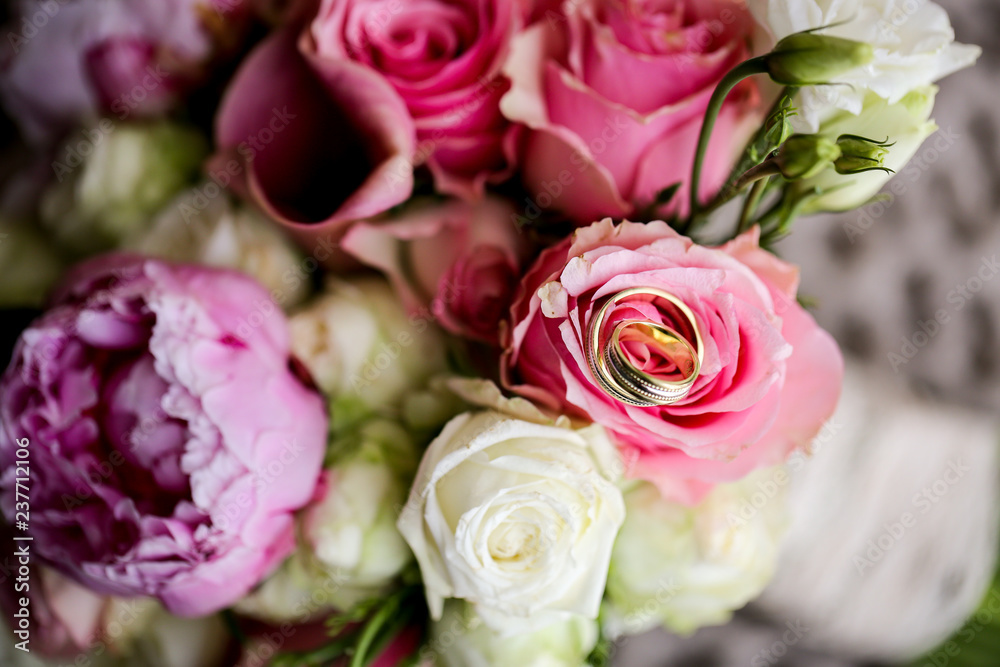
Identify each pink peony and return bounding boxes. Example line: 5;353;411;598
0;255;328;616
342;197;530;343
501;220;842;504
500;0;763;223
0;0;249;145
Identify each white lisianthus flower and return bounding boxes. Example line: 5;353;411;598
130;188;310;308
750;0;979;129
41;120;206;253
397;411;626;632
428;600;598;667
801;86;938;212
289;278;448;411
604;469;788;637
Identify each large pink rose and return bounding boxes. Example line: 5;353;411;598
0;0;249;145
0;255;328;616
500;0;764;223
342;197;530;343
501;220;842;504
305;0;527;199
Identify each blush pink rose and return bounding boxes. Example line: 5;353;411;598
500;0;763;223
306;0;528;198
342;197;530;343
501;220;842;504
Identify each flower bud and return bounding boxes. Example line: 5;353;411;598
765;32;874;86
41;120;207;253
834;135;893;175
775;134;842;180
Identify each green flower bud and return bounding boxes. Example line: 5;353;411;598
834;134;893;175
766;32;874;86
775;134;842;180
42;120;207;254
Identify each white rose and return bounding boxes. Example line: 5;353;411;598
604;470;788;637
42;120;206;252
130;188;310;308
751;0;979;129
801;86;938;212
428;600;598;667
397;411;626;631
289;278;448;411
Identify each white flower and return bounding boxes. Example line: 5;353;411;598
604;470;788;637
428;600;598;667
397;411;626;631
799;85;939;212
305;420;418;595
289;278;448;411
237;419;420;622
41;120;206;252
130;188;310;308
751;0;979;129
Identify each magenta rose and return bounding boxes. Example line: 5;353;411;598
0;255;327;616
342;197;530;343
500;0;763;223
502;220;842;504
306;0;527;199
0;0;248;145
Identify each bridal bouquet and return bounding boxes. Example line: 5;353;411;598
0;0;979;665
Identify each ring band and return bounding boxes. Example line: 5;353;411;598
586;288;704;407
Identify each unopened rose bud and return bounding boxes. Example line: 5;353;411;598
775;134;842;180
765;32;874;86
834;134;893;175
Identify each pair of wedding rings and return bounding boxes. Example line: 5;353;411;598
585;287;704;408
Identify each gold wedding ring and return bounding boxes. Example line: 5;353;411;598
585;288;703;407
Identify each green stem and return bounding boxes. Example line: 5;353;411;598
686;56;770;225
739;177;770;233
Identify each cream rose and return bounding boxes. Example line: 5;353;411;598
397;411;625;630
750;0;979;129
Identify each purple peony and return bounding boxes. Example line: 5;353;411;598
0;255;328;616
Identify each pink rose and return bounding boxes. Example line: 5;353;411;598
0;255;328;616
307;0;527;199
0;0;248;145
500;0;763;223
213;23;415;262
342;197;530;343
501;220;842;504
